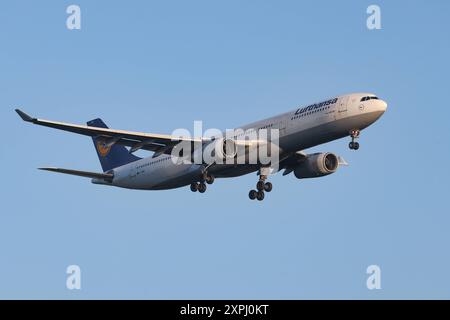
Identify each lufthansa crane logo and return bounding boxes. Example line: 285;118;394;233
96;140;111;157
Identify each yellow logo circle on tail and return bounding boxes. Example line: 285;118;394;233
96;141;111;157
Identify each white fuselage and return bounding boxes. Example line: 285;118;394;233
96;93;387;190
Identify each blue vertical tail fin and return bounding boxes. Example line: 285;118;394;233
87;118;141;172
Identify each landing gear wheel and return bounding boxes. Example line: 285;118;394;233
353;142;360;150
349;142;354;150
198;183;207;193
190;183;198;192
249;190;257;200
205;175;215;185
256;191;265;201
256;180;265;191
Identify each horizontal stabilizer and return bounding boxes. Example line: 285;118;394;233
39;167;113;181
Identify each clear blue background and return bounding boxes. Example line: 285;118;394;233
1;0;449;299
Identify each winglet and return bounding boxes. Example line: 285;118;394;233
15;109;36;122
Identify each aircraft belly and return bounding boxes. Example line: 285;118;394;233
151;164;202;190
210;164;259;178
112;160;201;190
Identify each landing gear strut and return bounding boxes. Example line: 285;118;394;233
349;129;360;150
202;169;215;185
249;174;272;201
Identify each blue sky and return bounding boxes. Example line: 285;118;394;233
1;0;449;299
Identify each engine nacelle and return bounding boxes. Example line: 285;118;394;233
294;152;339;179
213;138;238;161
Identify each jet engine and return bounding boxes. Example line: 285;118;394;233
293;152;339;179
213;138;238;161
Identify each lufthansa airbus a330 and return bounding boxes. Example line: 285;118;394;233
16;92;387;201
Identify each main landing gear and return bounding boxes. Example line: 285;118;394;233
190;182;207;193
190;173;215;194
348;129;360;150
248;175;272;201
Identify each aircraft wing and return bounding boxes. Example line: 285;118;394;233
39;167;113;181
15;109;210;157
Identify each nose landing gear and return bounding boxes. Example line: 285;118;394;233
249;175;272;201
349;129;360;150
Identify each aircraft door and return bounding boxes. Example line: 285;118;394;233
337;96;349;118
129;165;137;178
278;119;287;137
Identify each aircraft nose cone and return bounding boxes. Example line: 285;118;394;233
377;100;388;113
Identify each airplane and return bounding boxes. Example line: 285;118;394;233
15;92;387;201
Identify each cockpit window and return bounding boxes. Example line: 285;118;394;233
361;96;379;102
